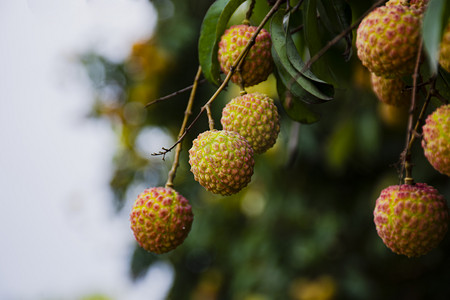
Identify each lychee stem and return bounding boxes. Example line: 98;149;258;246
165;66;202;188
205;104;215;130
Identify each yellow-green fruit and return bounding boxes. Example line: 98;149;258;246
421;104;450;176
374;183;449;257
218;25;273;87
440;22;450;73
221;92;280;154
130;187;193;254
370;73;411;107
356;5;423;78
189;130;255;195
386;0;429;11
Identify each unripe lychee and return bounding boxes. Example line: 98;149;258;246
370;73;411;107
356;5;423;78
130;187;193;254
189;130;255;195
218;24;273;87
374;183;449;257
221;92;280;154
439;22;450;73
421;104;450;176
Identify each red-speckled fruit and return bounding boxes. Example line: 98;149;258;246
189;130;255;195
356;5;423;78
421;104;450;176
130;187;193;254
218;24;273;87
221;92;280;154
374;183;449;257
370;73;411;107
440;22;450;73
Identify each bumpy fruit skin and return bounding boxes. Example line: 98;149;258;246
218;25;273;87
130;187;193;254
221;93;280;154
386;0;429;10
440;22;450;73
370;73;411;107
374;183;449;257
189;130;255;195
421;104;450;176
356;5;423;78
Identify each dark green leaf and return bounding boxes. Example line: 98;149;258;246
271;10;334;104
303;0;333;83
316;0;353;61
423;0;450;74
275;70;320;124
198;0;247;86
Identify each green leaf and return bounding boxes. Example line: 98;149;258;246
316;0;353;61
275;70;320;124
303;0;334;83
270;9;334;104
423;0;450;74
198;0;247;86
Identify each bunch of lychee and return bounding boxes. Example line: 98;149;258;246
357;1;450;257
189;24;279;196
128;24;278;254
356;0;425;110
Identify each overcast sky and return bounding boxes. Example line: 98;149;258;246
0;0;173;299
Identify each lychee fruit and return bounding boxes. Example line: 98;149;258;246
374;183;449;257
189;130;255;195
218;24;273;87
386;0;429;10
356;5;423;78
130;187;193;254
221;92;280;154
439;22;450;73
370;73;411;107
421;104;450;177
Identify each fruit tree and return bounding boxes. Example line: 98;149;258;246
81;0;450;298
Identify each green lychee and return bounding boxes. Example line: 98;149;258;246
374;183;449;257
421;104;450;177
218;24;273;87
130;187;193;254
189;130;255;195
439;22;450;73
356;5;423;78
221;92;280;154
370;73;411;107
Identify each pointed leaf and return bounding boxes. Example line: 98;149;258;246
316;0;353;61
198;0;247;86
271;10;334;104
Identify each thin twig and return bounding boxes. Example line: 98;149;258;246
163;66;203;188
145;79;206;108
401;38;423;185
205;104;215;130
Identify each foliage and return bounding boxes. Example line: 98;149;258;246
81;0;450;299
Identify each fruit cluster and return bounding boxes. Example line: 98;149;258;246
129;23;278;254
189;25;279;196
357;0;450;257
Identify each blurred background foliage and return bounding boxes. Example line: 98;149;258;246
80;0;450;299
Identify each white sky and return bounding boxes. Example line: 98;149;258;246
0;0;173;299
